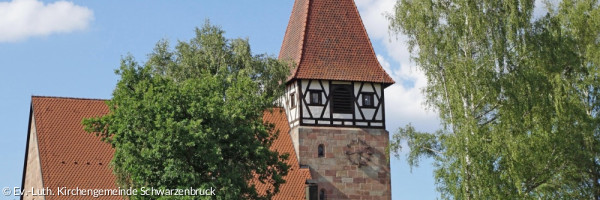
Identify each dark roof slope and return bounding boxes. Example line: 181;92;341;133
279;0;395;85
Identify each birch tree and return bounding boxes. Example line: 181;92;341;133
388;0;600;198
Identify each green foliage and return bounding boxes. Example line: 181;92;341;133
390;124;444;169
388;0;600;199
83;22;291;200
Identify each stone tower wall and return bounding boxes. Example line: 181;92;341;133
291;126;391;199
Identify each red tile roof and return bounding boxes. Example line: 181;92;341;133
258;108;312;199
279;0;395;85
26;97;309;199
30;96;118;200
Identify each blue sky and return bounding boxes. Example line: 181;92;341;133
0;0;440;199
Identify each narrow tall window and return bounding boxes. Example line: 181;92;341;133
331;84;353;113
318;144;325;157
290;93;296;108
319;189;326;200
317;144;325;158
362;93;374;107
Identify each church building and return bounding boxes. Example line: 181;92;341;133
21;0;394;199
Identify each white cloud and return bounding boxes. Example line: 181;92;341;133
0;0;93;42
378;55;439;133
355;0;440;133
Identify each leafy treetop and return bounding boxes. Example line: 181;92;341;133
84;22;291;200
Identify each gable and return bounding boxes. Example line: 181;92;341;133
30;96;118;199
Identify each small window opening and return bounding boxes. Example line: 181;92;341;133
318;144;325;158
290;93;296;108
362;93;374;107
319;189;326;200
309;90;322;105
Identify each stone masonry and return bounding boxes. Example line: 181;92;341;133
291;126;391;199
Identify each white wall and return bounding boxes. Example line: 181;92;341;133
279;82;300;127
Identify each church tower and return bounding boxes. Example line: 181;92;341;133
279;0;395;199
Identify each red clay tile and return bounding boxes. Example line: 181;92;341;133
279;0;395;85
31;96;118;200
27;97;309;199
256;108;312;199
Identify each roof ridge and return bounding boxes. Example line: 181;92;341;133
31;95;109;101
280;0;311;81
278;1;299;62
293;0;311;80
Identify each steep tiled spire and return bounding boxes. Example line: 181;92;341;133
279;0;395;85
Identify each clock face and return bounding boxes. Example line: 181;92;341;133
345;139;374;167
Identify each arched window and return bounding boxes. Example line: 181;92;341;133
318;144;325;157
319;189;326;200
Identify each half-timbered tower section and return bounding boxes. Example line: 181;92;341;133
278;0;395;199
281;80;387;128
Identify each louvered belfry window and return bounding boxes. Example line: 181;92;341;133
331;84;353;113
